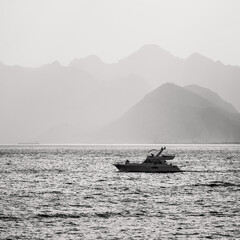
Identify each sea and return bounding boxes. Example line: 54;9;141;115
0;144;239;239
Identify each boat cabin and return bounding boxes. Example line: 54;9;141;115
143;147;175;164
143;156;167;164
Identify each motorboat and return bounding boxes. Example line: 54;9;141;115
114;147;181;173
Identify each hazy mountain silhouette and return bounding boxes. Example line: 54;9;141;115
1;44;240;143
95;83;240;143
70;45;181;86
0;61;149;143
72;44;240;112
185;84;238;114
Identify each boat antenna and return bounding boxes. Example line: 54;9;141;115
156;147;166;157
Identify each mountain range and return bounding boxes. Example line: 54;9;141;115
0;45;240;143
95;83;240;143
70;45;240;112
0;60;149;143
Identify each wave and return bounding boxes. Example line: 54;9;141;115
40;210;171;219
36;211;122;219
0;168;67;174
0;215;19;221
69;204;92;208
36;213;88;219
183;170;240;173
193;181;240;188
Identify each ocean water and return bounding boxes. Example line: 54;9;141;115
0;144;239;239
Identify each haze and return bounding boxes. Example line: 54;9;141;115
1;0;240;67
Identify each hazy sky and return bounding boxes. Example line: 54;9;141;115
1;0;240;67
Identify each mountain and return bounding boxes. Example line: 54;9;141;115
1;44;240;143
96;83;240;143
70;45;182;86
185;84;238;114
71;44;240;112
0;61;149;144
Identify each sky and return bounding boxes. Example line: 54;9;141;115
1;0;240;67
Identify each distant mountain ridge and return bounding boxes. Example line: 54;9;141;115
185;84;238;114
0;60;149;143
0;44;240;143
95;83;240;143
70;44;240;112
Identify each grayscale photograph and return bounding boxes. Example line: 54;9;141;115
0;0;240;239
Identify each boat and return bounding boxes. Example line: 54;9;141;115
114;147;181;173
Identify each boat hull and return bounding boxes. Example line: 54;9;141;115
114;163;181;173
